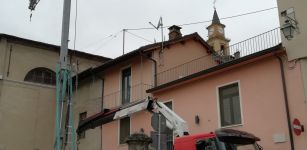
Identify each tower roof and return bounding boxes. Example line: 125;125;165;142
212;9;221;24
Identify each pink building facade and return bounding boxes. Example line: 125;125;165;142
77;13;307;150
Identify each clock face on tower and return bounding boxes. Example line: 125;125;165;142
218;27;224;34
209;28;214;36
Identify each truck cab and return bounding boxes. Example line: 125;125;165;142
174;129;262;150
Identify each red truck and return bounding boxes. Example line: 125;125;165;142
174;128;262;150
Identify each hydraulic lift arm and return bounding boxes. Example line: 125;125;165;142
77;97;189;137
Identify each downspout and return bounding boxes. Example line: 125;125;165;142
139;51;157;87
276;55;295;150
100;77;104;150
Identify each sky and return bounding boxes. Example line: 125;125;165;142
0;0;280;58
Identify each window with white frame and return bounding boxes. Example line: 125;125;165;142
119;117;130;144
121;67;131;105
218;83;242;127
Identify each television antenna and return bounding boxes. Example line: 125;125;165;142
213;0;217;10
149;17;164;53
28;0;40;21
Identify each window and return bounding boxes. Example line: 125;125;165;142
78;112;87;139
121;67;131;105
24;67;56;85
218;83;242;127
119;117;130;144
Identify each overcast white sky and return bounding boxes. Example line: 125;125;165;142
0;0;280;58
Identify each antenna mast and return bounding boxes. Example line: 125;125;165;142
213;0;217;10
28;0;40;21
149;17;164;53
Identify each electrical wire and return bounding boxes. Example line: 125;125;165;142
90;31;122;53
125;7;277;31
82;7;277;55
80;30;122;50
126;31;154;43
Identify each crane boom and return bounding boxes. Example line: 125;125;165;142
77;97;189;137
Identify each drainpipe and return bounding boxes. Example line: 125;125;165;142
139;51;157;87
276;55;295;150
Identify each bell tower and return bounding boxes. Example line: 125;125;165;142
206;9;230;55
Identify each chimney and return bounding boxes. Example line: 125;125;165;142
168;25;182;40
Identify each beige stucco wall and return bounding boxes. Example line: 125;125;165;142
0;80;55;150
74;77;103;150
300;59;307;102
277;0;307;60
277;0;307;113
0;37;107;150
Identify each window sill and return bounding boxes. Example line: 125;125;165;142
118;143;128;147
220;123;243;129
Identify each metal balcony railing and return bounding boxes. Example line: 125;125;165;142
156;28;281;86
103;83;153;109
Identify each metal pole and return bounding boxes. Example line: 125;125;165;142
123;29;126;55
158;113;161;150
160;17;164;53
55;0;76;150
59;0;72;69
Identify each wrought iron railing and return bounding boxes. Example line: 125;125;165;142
103;83;153;109
156;28;281;86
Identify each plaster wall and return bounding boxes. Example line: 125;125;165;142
0;80;55;150
277;0;307;60
100;55;307;150
74;77;103;150
153;39;212;73
0;38;107;150
103;56;153;109
277;0;307;117
152;56;307;150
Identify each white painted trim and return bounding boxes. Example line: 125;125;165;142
216;80;244;128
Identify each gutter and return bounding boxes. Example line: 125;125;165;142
276;55;295;150
138;51;157;87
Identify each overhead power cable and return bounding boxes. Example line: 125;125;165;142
90;31;122;53
80;30;122;50
125;7;277;31
125;31;154;43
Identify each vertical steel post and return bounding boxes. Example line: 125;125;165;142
55;0;76;149
60;0;72;69
123;29;126;55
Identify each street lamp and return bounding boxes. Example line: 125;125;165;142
281;20;296;40
280;8;299;40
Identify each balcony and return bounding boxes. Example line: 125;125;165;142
103;83;153;109
156;28;281;86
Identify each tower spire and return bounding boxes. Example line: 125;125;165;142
212;9;221;24
206;9;230;54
